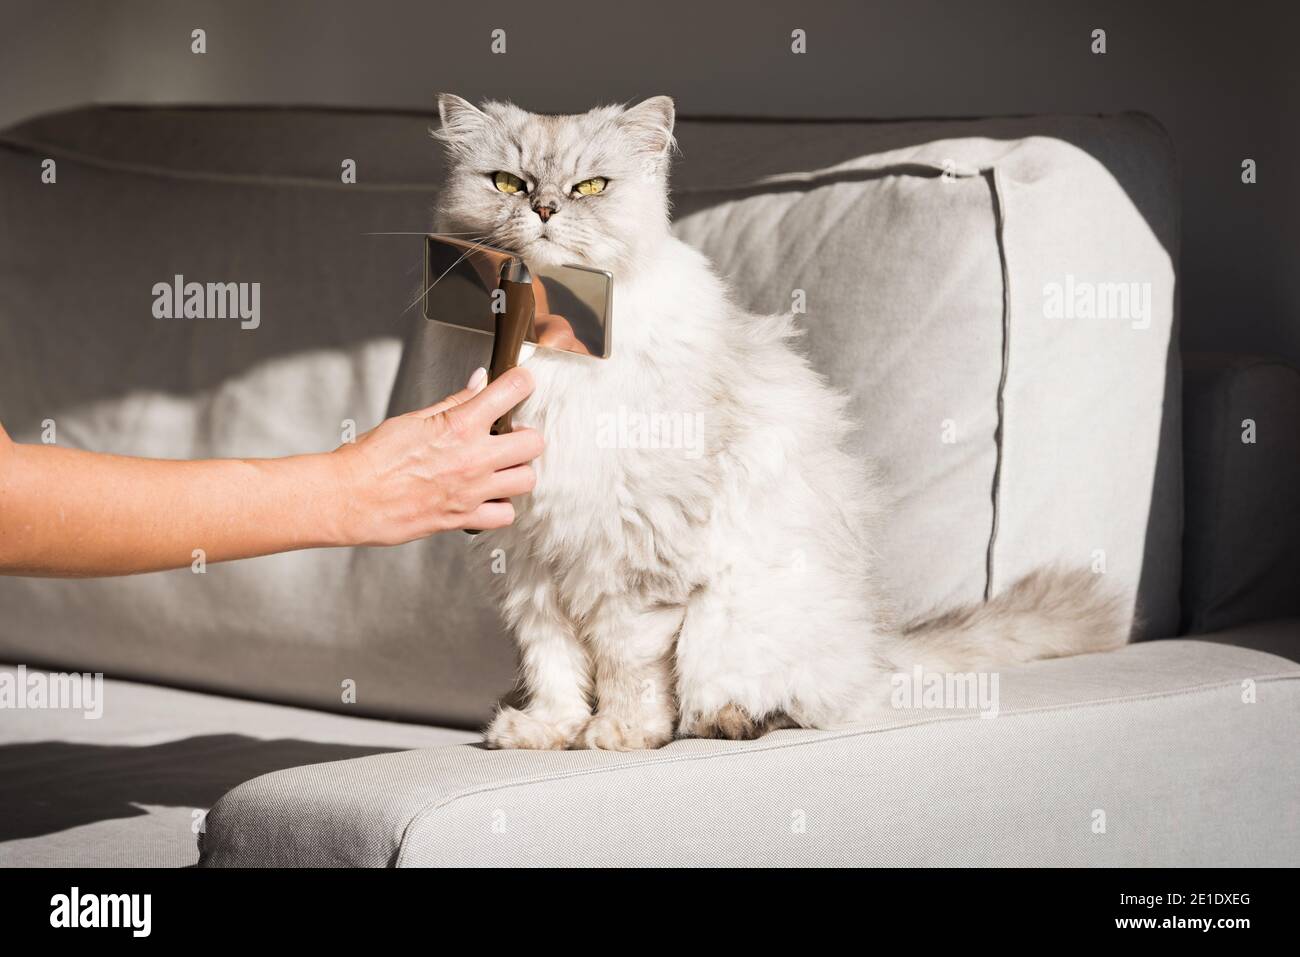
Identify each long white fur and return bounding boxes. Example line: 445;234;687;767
433;94;1129;750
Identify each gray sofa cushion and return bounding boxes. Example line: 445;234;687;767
0;107;1181;727
1193;617;1300;662
671;115;1181;630
1182;353;1300;635
0;665;477;867
198;635;1300;867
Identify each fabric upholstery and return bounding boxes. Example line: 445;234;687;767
1193;618;1300;663
0;107;1180;727
196;637;1300;867
670;115;1181;629
0;665;477;867
1182;353;1300;635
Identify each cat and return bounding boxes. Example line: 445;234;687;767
432;93;1130;751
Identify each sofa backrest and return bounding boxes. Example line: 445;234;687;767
0;107;1180;725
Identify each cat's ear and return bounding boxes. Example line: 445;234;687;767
435;93;488;149
620;95;676;156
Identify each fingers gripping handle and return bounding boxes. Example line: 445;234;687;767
466;267;534;536
488;272;535;435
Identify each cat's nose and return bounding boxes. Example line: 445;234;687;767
532;202;557;222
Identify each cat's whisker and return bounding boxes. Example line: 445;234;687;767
397;235;491;317
362;230;489;236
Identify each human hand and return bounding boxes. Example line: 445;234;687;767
331;366;541;543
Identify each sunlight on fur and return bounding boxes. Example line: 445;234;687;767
432;94;1131;751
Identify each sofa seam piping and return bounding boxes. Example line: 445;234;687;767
983;165;1010;601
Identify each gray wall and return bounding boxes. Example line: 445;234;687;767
2;0;1295;363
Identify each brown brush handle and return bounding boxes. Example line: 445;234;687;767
487;277;535;435
466;271;534;536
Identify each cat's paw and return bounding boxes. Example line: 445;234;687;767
484;707;586;750
679;703;791;741
574;712;673;751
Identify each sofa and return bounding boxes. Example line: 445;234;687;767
1;106;1296;867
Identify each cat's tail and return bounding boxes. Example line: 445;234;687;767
886;566;1132;674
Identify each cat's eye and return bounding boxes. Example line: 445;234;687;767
493;171;525;194
573;177;607;196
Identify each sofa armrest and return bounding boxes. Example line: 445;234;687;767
1181;352;1300;635
197;641;1300;867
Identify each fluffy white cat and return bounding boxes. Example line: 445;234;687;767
433;94;1128;751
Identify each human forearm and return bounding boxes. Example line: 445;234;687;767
0;367;540;578
0;440;346;577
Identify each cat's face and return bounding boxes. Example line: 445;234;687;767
434;95;675;274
